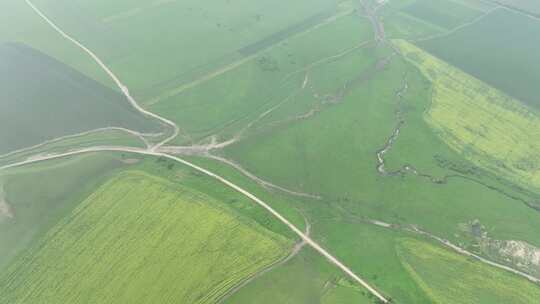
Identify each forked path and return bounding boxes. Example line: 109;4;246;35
19;1;389;303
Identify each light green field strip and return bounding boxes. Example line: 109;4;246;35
0;171;291;304
397;238;540;304
395;39;540;192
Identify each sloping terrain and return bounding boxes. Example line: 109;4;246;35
0;43;160;154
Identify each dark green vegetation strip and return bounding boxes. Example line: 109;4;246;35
0;43;160;154
238;8;337;56
417;9;540;109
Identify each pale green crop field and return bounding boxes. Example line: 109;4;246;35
0;171;291;304
397;238;540;303
396;39;540;192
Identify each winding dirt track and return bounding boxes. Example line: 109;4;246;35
24;0;179;150
14;1;390;302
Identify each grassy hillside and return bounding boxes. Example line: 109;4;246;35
396;39;540;193
418;8;540;109
397;238;540;303
0;171;291;304
0;43;161;154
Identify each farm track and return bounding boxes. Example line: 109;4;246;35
10;1;391;302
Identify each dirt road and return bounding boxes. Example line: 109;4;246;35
24;0;179;149
0;145;389;303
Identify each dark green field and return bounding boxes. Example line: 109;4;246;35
402;0;482;29
418;8;540;109
0;43;160;154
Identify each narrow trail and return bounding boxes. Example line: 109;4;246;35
16;1;390;302
24;0;179;150
0;127;161;160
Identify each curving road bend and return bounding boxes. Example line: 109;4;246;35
16;1;390;303
24;0;179;150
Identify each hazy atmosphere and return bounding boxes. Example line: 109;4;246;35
1;0;540;303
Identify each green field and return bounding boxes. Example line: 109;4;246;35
0;42;161;154
0;0;114;87
401;0;482;29
396;39;540;192
148;12;373;143
0;171;291;304
2;0;540;303
494;0;540;15
29;0;341;100
397;238;540;303
225;248;373;304
0;153;127;270
418;8;540;109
